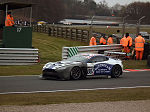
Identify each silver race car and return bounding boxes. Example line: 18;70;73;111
41;54;123;80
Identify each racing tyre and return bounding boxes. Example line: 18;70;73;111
70;67;82;80
111;65;122;78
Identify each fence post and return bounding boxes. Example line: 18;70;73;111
65;27;67;38
81;30;84;42
69;28;72;39
51;26;54;36
48;27;51;36
60;27;63;37
56;26;59;37
44;25;46;33
75;29;77;41
36;25;38;32
40;25;42;33
41;25;43;33
87;30;90;44
32;24;34;32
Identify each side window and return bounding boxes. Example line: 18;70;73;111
88;56;108;63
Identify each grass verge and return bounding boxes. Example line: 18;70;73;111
0;87;150;105
123;60;150;69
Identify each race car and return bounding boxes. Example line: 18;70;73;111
40;54;123;80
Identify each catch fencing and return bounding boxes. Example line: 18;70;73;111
0;48;39;65
62;44;123;60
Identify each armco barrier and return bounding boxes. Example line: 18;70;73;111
0;48;39;65
104;51;126;59
62;44;122;60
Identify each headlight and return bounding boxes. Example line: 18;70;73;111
54;65;67;69
42;63;53;70
42;64;48;70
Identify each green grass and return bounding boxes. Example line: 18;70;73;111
0;87;150;105
123;60;150;69
0;64;43;76
33;32;86;63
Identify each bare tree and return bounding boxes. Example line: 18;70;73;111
122;2;150;24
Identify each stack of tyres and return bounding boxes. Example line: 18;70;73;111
143;42;150;60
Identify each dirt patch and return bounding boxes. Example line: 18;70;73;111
0;100;150;112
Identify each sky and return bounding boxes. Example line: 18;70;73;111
94;0;150;7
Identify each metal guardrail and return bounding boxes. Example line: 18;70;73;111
0;48;39;65
62;44;122;60
104;51;126;59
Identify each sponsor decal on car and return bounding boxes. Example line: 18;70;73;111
94;63;113;75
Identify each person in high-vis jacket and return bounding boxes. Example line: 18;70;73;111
120;35;128;53
135;33;145;60
107;35;113;45
125;33;132;58
5;12;15;26
100;35;106;45
126;33;132;50
89;34;97;46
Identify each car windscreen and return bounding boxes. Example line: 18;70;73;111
66;55;88;62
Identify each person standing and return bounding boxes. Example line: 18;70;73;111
107;35;113;45
89;34;97;46
126;33;132;59
100;34;106;45
126;33;132;51
5;12;15;27
120;35;128;53
135;33;145;60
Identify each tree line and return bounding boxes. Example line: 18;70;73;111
0;0;150;24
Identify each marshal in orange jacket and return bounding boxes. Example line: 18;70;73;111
100;37;106;45
135;35;145;51
89;37;97;46
5;14;15;26
120;36;128;47
127;36;132;47
107;36;113;45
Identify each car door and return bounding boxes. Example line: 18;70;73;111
87;56;111;76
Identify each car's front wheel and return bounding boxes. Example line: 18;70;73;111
111;65;122;78
70;67;82;80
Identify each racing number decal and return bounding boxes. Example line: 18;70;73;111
17;28;22;32
87;68;94;75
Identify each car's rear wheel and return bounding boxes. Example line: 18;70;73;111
70;67;82;80
111;65;122;78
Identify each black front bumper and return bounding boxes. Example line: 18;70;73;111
42;69;60;79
